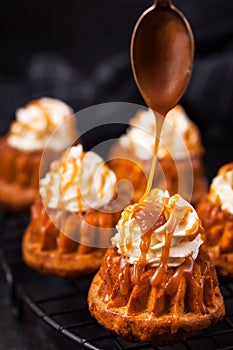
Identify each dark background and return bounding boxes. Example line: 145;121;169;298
0;1;233;349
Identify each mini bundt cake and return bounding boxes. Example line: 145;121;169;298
22;144;130;277
109;105;207;205
197;162;233;278
0;97;77;211
88;189;225;346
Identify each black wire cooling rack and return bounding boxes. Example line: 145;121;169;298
0;209;233;350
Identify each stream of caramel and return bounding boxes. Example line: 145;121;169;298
141;113;165;200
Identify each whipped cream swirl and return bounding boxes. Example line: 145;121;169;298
7;97;77;151
119;105;202;161
40;144;117;212
112;189;203;267
209;164;233;215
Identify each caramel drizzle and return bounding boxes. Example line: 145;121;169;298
104;253;115;302
165;257;210;314
132;201;166;284
150;227;174;287
105;201;208;313
165;256;194;295
29;100;57;130
119;258;130;295
60;151;86;212
9;100;52;137
132;263;146;285
117;200;205;299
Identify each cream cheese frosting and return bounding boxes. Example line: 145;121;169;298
112;188;203;267
40;144;117;212
7;97;77;151
119;105;202;161
209;166;233;215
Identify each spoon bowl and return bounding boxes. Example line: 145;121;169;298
130;0;194;116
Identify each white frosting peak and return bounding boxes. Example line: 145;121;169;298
119;105;202;161
7;97;77;151
112;189;203;267
209;165;233;214
40;144;117;212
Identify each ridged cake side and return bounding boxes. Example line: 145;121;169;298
22;197;123;277
197;195;233;278
88;246;225;345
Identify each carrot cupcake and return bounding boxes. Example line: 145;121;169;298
197;163;233;278
88;189;224;346
0;97;77;211
22;144;129;277
109;105;207;205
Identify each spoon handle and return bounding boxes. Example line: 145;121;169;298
154;0;172;6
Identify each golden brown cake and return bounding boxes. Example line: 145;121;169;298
109;105;207;205
0;137;41;211
197;163;233;278
0;97;77;211
88;189;225;346
22;145;130;277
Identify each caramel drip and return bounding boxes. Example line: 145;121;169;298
186;218;202;241
126;239;132;252
179;207;191;226
63;151;86;212
165;256;194;296
179;206;202;241
62;158;78;193
142;114;165;200
165;257;210;314
150;228;173;287
131;263;146;284
132;202;166;284
150;199;196;287
134;203;165;263
28;100;54;129
118;258;130;295
104;253;115;302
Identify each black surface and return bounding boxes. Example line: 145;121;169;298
0;270;83;350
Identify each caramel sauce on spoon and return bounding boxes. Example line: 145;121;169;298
131;0;194;199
